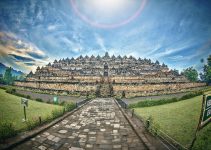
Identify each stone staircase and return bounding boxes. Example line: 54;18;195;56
99;83;111;97
95;77;114;98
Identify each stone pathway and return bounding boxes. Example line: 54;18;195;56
13;98;146;150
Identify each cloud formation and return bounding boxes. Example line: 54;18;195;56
0;32;48;73
0;0;211;72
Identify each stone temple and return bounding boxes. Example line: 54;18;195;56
15;52;205;97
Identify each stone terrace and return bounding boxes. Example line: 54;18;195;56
13;98;146;150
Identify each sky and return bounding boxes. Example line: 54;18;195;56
0;0;211;73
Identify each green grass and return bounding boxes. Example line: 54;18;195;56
0;89;63;131
129;91;203;108
134;95;211;149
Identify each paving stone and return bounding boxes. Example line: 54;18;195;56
69;147;84;150
100;128;106;132
47;135;55;140
113;145;122;149
86;144;93;148
114;124;120;128
113;130;118;133
88;131;96;135
52;137;60;142
99;144;112;149
59;130;68;134
83;129;89;132
13;98;146;150
38;145;47;150
43;132;50;136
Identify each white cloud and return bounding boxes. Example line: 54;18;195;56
95;33;106;52
47;25;57;31
168;55;184;61
0;32;49;73
61;36;83;53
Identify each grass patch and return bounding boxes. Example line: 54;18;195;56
0;89;63;132
134;95;211;149
0;121;17;141
129;91;203;108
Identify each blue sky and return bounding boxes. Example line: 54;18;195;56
0;0;211;73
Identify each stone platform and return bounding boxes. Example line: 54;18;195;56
13;98;146;150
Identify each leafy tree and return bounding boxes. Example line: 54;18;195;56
181;67;198;82
173;69;179;76
201;55;211;84
3;67;13;85
0;75;5;84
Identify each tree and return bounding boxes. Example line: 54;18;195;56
181;67;198;82
202;55;211;84
3;67;13;85
173;69;179;76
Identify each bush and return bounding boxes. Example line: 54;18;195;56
6;88;16;94
51;109;63;119
0;86;7;90
64;103;76;112
35;98;43;102
0;121;17;141
26;95;31;99
14;92;25;97
47;99;51;104
25;117;39;130
129;91;204;108
60;101;65;106
180;91;203;100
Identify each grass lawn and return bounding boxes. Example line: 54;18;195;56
0;89;63;131
134;95;211;149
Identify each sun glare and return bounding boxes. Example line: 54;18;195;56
70;0;147;28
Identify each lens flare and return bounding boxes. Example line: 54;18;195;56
70;0;147;29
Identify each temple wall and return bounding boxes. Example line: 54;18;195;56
14;81;96;92
113;82;205;92
15;80;205;96
113;82;206;97
26;76;189;84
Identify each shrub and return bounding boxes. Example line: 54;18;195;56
14;92;25;97
51;109;63;119
64;103;76;112
129;91;204;108
60;101;65;106
0;121;17;141
25;117;39;130
47;99;51;104
180;91;203;100
45;115;53;122
6;88;16;94
35;98;43;102
26;95;31;99
0;86;7;90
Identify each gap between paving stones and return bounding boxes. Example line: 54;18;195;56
0;100;92;150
